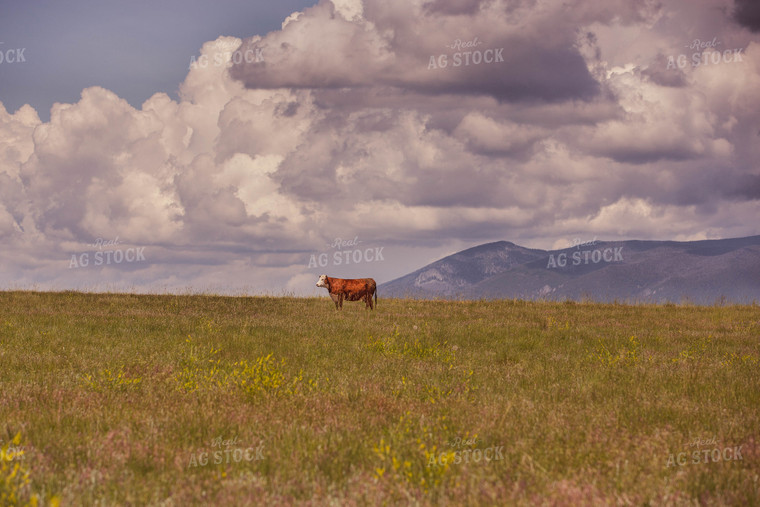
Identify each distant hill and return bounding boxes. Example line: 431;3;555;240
379;236;760;304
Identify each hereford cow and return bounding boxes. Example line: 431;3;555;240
316;275;377;310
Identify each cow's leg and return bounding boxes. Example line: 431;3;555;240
361;284;370;309
330;293;340;309
338;293;344;309
368;292;374;310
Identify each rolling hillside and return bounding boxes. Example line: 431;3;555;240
379;236;760;304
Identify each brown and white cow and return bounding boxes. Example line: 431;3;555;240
316;275;377;310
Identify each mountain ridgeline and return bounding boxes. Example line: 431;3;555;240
379;236;760;304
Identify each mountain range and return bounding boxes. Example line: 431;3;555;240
378;236;760;304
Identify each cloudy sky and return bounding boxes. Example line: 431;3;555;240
0;0;759;296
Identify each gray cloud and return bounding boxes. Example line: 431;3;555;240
422;0;495;17
229;0;600;103
734;0;760;32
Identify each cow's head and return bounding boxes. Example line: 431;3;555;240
316;275;329;288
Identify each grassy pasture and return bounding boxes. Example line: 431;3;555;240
1;291;759;505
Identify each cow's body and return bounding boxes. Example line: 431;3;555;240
316;275;377;310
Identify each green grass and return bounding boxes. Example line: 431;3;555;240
0;291;758;505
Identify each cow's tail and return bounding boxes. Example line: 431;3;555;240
374;288;378;308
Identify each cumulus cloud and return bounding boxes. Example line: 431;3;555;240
229;0;601;102
0;0;759;294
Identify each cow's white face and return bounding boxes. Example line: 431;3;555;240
316;275;328;288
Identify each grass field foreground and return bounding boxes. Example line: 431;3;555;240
1;291;759;505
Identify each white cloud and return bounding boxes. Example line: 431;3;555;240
0;0;759;293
